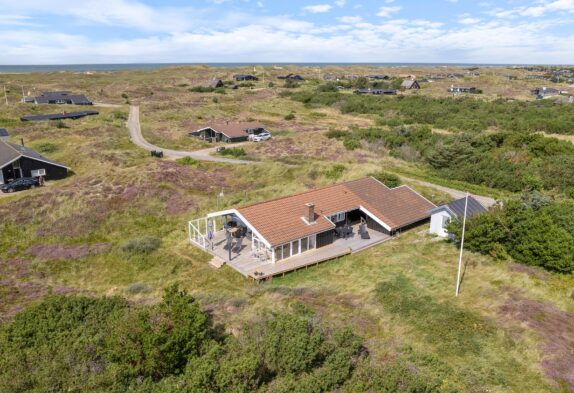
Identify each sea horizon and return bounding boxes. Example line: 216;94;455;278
0;62;572;73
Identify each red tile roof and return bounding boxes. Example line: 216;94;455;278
237;177;435;246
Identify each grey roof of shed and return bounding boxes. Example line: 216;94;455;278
0;128;8;137
20;110;99;122
0;140;69;169
430;195;486;218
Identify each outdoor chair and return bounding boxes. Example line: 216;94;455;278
233;237;243;253
361;230;370;240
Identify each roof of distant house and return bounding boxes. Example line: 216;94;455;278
0;128;8;137
33;91;92;105
0;140;69;169
236;177;435;246
401;79;419;89
430;195;486;218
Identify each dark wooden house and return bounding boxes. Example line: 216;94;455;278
234;74;259;81
30;91;92;105
0;140;69;185
278;74;305;81
189;122;268;143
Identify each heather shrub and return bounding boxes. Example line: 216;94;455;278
120;235;161;254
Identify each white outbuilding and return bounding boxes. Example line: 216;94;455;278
428;196;487;238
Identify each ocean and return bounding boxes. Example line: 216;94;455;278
0;62;555;74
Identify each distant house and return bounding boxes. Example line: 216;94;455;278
447;73;465;79
234;74;259;81
26;91;92;105
399;74;416;79
400;79;421;90
208;79;224;88
0;128;8;141
428;196;486;238
278;74;305;81
189;122;268;143
323;74;340;81
531;87;560;99
0;140;69;185
448;86;478;94
368;74;390;80
20;110;99;122
354;89;396;95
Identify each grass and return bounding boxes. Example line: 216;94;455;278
0;66;573;392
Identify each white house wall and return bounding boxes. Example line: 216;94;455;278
429;210;453;237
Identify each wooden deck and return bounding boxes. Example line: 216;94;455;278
200;226;391;281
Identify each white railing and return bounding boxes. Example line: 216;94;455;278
188;218;212;250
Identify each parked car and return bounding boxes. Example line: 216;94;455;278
1;177;39;193
251;132;272;142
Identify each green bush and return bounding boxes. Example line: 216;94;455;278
112;110;128;120
284;113;295;120
176;156;199;166
54;120;69;129
190;86;215;93
36;142;58;153
219;147;247;157
120;235;161;254
448;199;574;273
369;171;402;188
343;138;361;150
324;164;346;180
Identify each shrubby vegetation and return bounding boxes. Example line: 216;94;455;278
329;125;574;195
290;89;574;135
176;156;199;166
120;235;162;254
218;147;247;157
369;171;402;188
189;86;216;93
448;197;574;273
0;286;448;393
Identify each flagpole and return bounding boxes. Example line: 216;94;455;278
455;192;469;297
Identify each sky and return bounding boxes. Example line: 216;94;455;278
0;0;573;64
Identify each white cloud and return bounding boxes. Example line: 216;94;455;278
0;0;197;32
490;0;574;18
334;0;346;6
377;6;402;18
459;17;481;24
0;0;573;65
337;16;363;23
302;4;332;13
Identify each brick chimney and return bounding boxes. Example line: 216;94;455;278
305;203;315;224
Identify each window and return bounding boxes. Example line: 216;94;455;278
309;235;316;249
292;241;299;256
282;243;291;259
31;169;46;177
331;212;346;223
274;246;283;261
301;237;308;253
441;215;450;228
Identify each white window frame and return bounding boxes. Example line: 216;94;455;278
31;168;46;177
